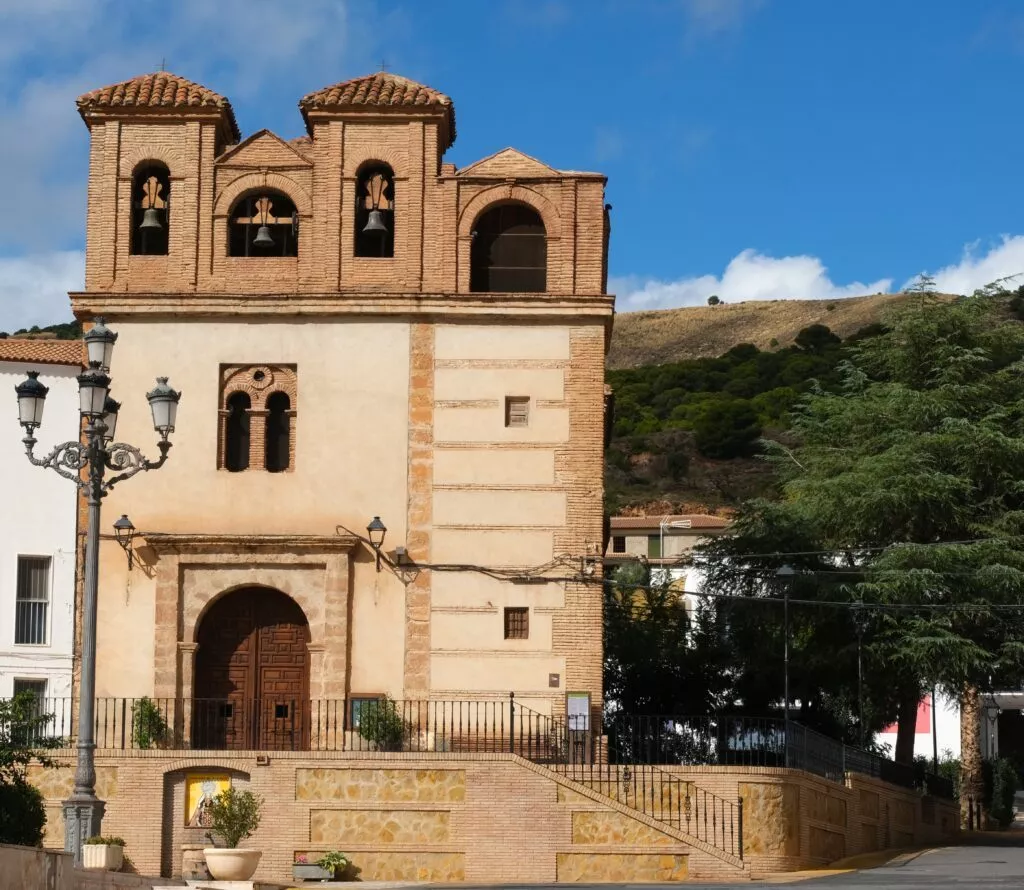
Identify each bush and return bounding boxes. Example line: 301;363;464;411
0;778;46;846
86;836;126;846
983;757;1018;828
131;697;169;749
693;399;761;459
208;787;263;848
357;696;408;751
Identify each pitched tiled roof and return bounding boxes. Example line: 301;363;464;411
609;515;732;532
299;73;456;147
0;339;85;367
77;72;240;141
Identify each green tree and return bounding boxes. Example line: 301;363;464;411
707;295;721;306
0;692;58;846
700;281;1024;826
604;562;729;715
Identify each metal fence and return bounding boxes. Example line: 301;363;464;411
0;696;954;803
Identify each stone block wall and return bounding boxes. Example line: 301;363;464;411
29;751;746;884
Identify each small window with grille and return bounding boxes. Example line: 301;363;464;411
504;607;529;640
505;396;530;428
15;556;50;645
612;536;626;553
13;678;47;700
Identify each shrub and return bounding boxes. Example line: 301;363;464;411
317;850;351;876
208;787;263;848
131;697;169;749
357;696;408;751
0;778;46;846
85;836;126;846
983;757;1018;828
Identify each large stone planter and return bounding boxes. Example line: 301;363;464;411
82;844;123;871
293;863;335;881
203;847;262;881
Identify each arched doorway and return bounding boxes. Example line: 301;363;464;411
193;587;310;750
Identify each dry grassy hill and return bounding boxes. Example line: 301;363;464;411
607;292;956;369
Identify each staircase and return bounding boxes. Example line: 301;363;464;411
512;705;746;868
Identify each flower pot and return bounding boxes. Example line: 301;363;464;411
203;847;262;881
293;863;334;881
82;844;124;871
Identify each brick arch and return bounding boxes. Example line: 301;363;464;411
220;364;297;411
119;144;186;178
161;762;251;779
458;184;561;241
344;147;406;178
214;171;312;217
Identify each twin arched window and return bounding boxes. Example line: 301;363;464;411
355;163;395;258
229;192;298;257
131;164;170;256
470;203;547;292
219;366;297;473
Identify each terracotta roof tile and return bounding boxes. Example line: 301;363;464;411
299;73;456;147
609;515;732;531
0;339;85;367
77;72;240;141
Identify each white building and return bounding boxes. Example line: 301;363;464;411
875;691;962;761
604;513;732;611
0;339;83;706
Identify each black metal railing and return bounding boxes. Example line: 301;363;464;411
514;704;743;859
1;696;955;804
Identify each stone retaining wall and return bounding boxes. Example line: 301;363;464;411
26;752;958;884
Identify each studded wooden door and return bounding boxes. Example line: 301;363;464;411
193;588;310;750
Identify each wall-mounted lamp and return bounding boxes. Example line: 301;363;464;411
113;514;136;570
367;516;387;572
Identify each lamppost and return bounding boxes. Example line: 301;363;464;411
13;318;180;866
776;564;796;767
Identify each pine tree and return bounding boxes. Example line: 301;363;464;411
698;281;1024;825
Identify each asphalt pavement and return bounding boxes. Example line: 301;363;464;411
425;838;1024;888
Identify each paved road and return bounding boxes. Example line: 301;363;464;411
427;840;1024;888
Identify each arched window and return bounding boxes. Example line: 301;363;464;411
229;192;298;257
355;164;395;258
470;203;546;292
265;392;291;473
131;164;170;256
224;392;251;472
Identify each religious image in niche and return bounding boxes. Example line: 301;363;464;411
186;774;230;828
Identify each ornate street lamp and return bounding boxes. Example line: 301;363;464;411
113;514;136;570
13;320;180;866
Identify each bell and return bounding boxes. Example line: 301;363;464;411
139;207;163;230
253;225;274;248
362;209;388;235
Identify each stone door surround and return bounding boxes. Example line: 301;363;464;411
144;534;357;702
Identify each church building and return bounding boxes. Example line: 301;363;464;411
70;70;613;748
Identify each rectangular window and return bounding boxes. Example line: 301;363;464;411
504;607;529;640
505;396;530;428
647;536;661;559
15;556;50;645
13;678;47;700
612;536;626;554
349;696;381;730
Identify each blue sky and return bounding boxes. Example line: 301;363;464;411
3;0;1024;329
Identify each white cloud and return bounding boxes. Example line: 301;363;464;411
681;0;764;39
0;251;84;333
912;235;1024;295
612;248;893;311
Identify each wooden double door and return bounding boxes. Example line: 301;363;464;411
193;587;310;750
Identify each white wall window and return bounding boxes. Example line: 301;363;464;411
14;556;50;645
12;678;47;699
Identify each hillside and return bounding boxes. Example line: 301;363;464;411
607;292;957;369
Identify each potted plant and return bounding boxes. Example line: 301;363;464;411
82;836;125;871
203;787;264;881
293;850;350;882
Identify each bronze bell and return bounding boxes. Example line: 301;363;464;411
253;225;274;248
139;207;163;230
362;209;388;234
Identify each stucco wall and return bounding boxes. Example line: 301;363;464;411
0;361;78;700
